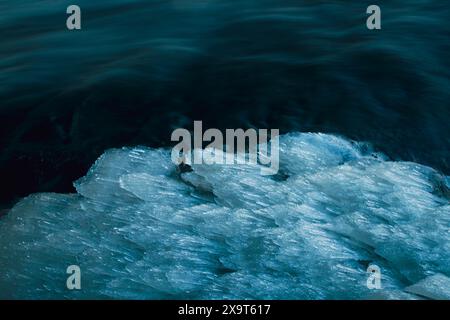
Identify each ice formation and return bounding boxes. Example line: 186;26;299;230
0;133;449;299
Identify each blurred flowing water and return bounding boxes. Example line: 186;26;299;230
0;0;449;208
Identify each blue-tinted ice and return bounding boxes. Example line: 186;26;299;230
0;133;449;299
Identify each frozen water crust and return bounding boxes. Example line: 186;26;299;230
0;133;449;299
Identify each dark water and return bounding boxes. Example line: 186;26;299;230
1;0;449;208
